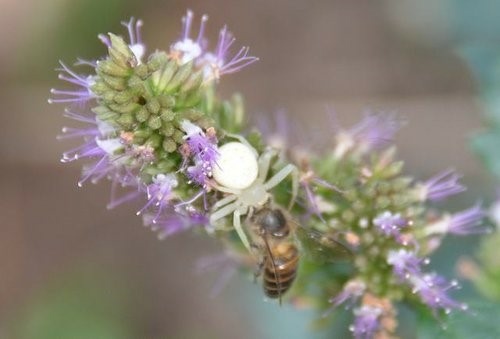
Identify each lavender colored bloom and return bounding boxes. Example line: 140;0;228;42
180;120;218;187
136;173;178;222
181;120;218;164
199;25;259;81
333;112;402;158
373;211;410;242
56;108;129;187
350;305;382;339
411;273;467;314
170;10;257;80
48;62;95;105
328;280;366;308
387;249;428;281
78;138;128;187
185;161;209;187
106;171;142;210
448;204;487;235
425;203;487;236
301;171;340;222
143;207;208;239
99;17;145;63
170;10;208;64
417;169;466;202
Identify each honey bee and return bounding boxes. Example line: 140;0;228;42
251;207;299;303
251;206;352;304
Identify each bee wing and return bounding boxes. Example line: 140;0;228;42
294;225;353;263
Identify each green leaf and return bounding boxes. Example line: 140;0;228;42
417;299;500;339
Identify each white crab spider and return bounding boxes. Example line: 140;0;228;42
210;135;298;252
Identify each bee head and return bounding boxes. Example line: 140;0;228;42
257;208;289;238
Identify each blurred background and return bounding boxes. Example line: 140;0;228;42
1;0;499;338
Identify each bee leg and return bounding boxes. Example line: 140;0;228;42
253;255;264;283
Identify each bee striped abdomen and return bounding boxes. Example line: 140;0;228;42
263;243;299;299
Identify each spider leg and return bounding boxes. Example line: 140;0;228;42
234;209;252;253
225;133;258;157
212;183;242;195
263;164;299;210
210;201;237;226
257;148;278;184
213;194;237;209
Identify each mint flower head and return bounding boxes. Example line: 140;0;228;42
50;11;257;238
50;11;485;339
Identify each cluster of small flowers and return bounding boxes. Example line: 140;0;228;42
294;113;488;338
49;12;256;238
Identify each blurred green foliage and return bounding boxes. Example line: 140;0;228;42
19;0;134;81
462;45;500;180
8;267;135;339
417;299;500;338
459;44;500;309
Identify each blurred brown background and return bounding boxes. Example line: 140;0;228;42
0;0;493;338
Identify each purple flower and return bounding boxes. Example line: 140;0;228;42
300;171;341;222
417;169;466;202
387;249;428;281
199;25;258;81
425;203;487;236
328;280;366;308
143;207;208;239
373;211;410;242
170;10;257;80
180;120;218;187
350;305;382;339
78;138;129;187
99;17;145;63
186;162;210;187
333;112;403;158
170;10;207;64
136;173;178;222
448;204;487;235
48;62;95;105
181;120;218;164
56;108;129;187
106;171;142;210
410;273;467;314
